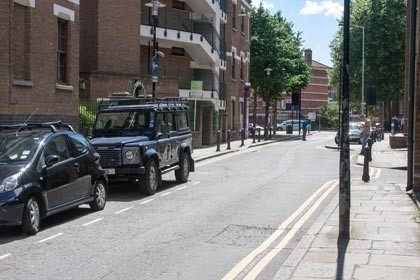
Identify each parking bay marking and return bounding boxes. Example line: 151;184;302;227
140;199;154;205
192;182;201;185
36;232;64;243
115;206;134;214
221;179;338;280
82;218;103;227
176;186;188;191
0;254;11;260
160;192;172;197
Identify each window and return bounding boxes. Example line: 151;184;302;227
172;47;185;57
241;14;245;33
240;56;244;80
57;19;68;84
13;3;30;81
44;135;70;163
69;135;89;157
231;54;236;80
166;113;176;131
172;0;185;10
232;3;236;29
177;112;189;130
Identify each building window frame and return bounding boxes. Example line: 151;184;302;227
232;3;236;30
57;18;68;84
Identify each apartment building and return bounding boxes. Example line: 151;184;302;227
249;49;330;126
80;0;251;147
0;0;80;125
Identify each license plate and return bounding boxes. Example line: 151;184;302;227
105;168;115;175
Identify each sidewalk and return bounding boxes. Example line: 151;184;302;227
276;134;420;280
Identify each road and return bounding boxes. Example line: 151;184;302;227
0;132;352;279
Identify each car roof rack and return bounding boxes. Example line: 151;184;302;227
99;97;189;110
0;121;75;134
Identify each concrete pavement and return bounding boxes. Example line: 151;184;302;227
192;132;420;280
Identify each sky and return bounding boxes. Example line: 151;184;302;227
251;0;344;67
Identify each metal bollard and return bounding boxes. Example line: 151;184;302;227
227;129;231;150
252;127;256;143
258;128;261;142
240;129;245;147
269;127;272;139
368;138;373;162
362;146;370;182
264;127;268;141
216;130;221;152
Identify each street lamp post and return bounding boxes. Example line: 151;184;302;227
339;23;365;115
264;67;273;140
145;0;166;98
353;25;365;115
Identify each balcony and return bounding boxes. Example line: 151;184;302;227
183;0;227;23
138;65;225;109
141;7;226;65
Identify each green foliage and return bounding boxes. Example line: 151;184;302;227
318;103;340;128
250;5;311;103
78;101;97;134
329;0;406;112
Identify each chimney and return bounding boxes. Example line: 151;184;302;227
304;49;312;66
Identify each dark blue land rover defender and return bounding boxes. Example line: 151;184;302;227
91;98;194;195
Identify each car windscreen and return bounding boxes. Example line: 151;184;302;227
94;111;155;137
349;123;362;131
0;131;43;165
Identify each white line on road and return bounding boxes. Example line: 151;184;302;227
82;218;103;227
221;179;338;280
176;186;188;191
0;254;11;260
140;199;154;205
115;207;134;214
192;182;201;185
243;180;338;280
37;233;64;243
160;192;172;197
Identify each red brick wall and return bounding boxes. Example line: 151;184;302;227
0;0;80;124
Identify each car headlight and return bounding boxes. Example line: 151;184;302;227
125;150;134;160
122;148;140;165
0;173;21;193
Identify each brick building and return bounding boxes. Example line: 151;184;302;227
249;49;330;126
0;0;80;126
80;0;251;147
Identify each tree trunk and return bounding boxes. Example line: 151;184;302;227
264;98;270;140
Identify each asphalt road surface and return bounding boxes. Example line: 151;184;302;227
0;132;349;280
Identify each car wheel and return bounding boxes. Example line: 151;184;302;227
140;160;158;195
358;137;362;144
21;197;41;235
175;151;190;183
89;180;107;211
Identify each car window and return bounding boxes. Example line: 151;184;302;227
166;113;176;132
0;131;42;165
69;135;89;157
44;135;70;163
177;112;189;130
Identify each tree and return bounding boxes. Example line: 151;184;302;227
250;5;311;132
329;0;406;121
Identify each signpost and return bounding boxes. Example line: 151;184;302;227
190;81;203;131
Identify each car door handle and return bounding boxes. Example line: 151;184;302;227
74;163;80;172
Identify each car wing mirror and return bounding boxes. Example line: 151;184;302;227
45;155;60;167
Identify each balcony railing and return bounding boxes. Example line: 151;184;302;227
141;6;222;56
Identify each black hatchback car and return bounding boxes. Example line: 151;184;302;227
0;122;108;235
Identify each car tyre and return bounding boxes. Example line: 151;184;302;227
175;151;190;183
279;127;283;131
140;160;158;195
89;180;107;211
21;196;41;235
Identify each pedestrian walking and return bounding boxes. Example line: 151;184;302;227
360;115;371;155
302;120;308;141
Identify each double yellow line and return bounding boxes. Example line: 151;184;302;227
221;179;339;280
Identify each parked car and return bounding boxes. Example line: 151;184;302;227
277;120;310;132
335;122;363;144
91;98;195;195
248;124;264;135
0;122;108;235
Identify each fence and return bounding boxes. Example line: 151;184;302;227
78;99;99;136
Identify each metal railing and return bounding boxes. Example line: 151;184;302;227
141;6;222;55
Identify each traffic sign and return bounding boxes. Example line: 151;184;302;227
152;55;158;76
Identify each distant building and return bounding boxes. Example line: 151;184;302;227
249;49;330;126
0;0;80;125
